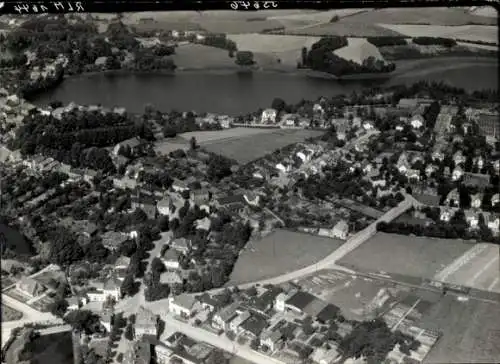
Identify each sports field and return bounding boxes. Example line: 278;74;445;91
338;232;473;279
202;129;323;164
434;243;500;293
421;295;500;363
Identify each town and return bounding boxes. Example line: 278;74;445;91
1;8;499;364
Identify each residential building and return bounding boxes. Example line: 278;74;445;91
87;277;121;302
283;291;316;314
465;211;479;229
124;338;151;364
170;237;191;254
491;193;500;207
316;303;341;324
260;330;282;352
135;306;158;338
476;112;499;138
196;293;221;312
445;189;460;207
169;294;196;318
214;194;246;213
159;271;183;285
463;172;491;189
452;166;464;181
276;162;292;174
425;164;438;177
190;188;211;206
155;343;173;364
172;178;190;193
487;215;500;234
113;176;138;190
240;314;269;338
332;220;349;240
113;137;142;157
195;217;211;231
16;277;46;298
453;151;466;165
410;114;424;129
212;302;241;330
229;311;251;335
161;249;181;270
440;208;454;223
471;193;483;209
281;113;299;127
261;108;277;124
311;346;341;364
131;194;157;220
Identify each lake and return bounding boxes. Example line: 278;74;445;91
32;57;498;115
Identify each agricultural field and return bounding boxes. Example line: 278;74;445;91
436;243;500;293
228;229;344;285
420;295;500;363
202;129;323;164
172;43;238;70
226;33;321;67
346;7;498;26
227;33;321;53
338;232;474;279
377;24;498;44
283;20;405;37
1;304;23;321
333;37;385;65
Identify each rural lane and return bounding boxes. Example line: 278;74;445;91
163;315;284;364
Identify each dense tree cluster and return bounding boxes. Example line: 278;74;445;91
235;51;255;66
64;309;100;334
339;318;420;364
304;36;396;76
14;108;153;173
207;154;233;181
412;37;457;47
377;220;500;244
366;36;407;47
200;34;237;52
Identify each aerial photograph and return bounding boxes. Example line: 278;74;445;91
0;5;499;364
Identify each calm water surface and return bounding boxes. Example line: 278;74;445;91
32;58;498;115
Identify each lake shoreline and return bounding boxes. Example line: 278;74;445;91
63;55;498;83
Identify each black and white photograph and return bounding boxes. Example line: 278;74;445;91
0;5;499;364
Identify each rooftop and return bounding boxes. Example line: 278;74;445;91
286;291;316;311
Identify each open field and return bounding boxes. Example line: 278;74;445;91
202;129;323;164
377;24;498;44
334;37;385;65
227;33;321;53
436;243;500;293
421;295;500;363
283;20;405;37
179;127;278;143
1;304;23;321
172;43;238;70
338;233;474;279
228;229;344;286
346;7;497;26
296;269;406;321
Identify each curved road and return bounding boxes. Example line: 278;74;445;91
117;195;413;315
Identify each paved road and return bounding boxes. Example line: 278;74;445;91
228;196;413;291
163;315;284;364
2;293;61;346
120;196;413;312
115;231;172;314
37;324;72;336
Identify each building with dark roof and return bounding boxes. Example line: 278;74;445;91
316;304;341;324
285;291;316;314
240;314;268;338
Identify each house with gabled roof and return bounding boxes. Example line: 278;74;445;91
16;277;46;298
135;306;158;338
445;189;460;207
